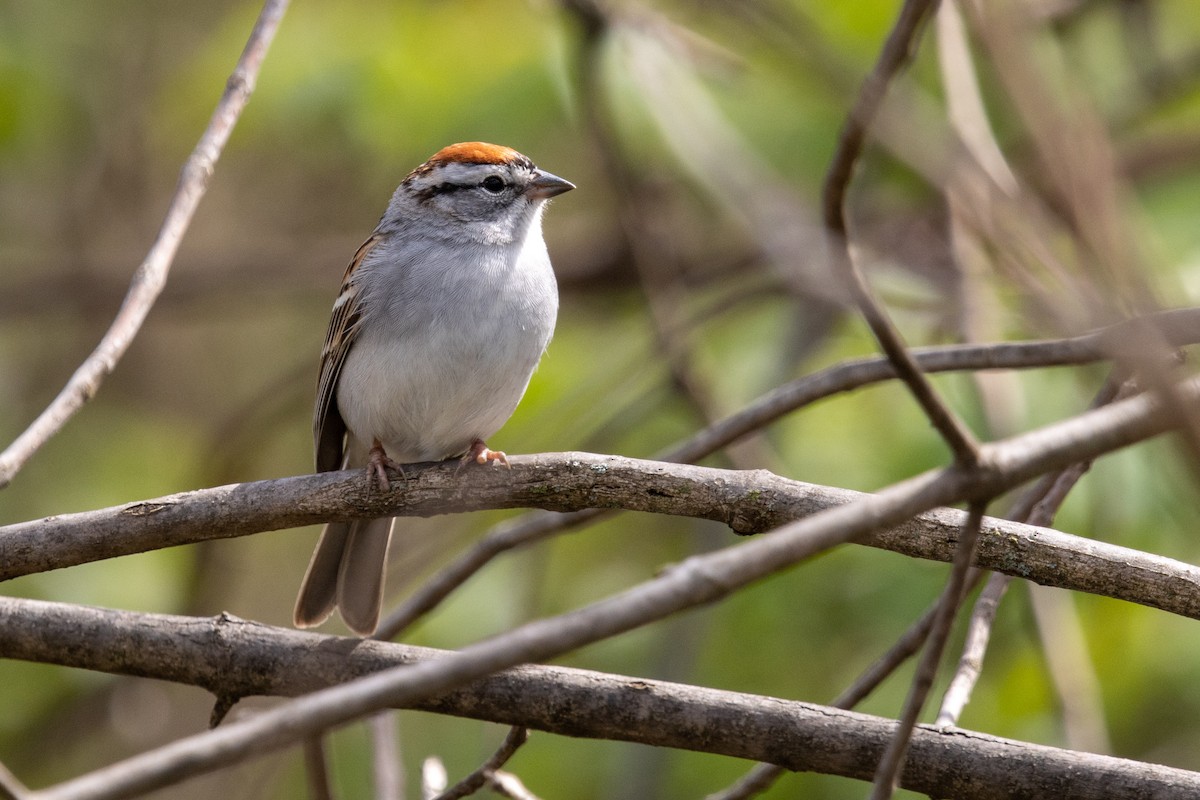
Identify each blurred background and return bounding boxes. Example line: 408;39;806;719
2;0;1200;797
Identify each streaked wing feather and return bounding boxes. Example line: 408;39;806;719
314;234;382;472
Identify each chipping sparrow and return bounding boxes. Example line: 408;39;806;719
293;142;574;635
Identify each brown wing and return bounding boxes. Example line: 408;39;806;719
314;234;382;473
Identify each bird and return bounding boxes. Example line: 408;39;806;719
293;142;574;635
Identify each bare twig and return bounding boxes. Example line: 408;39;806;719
833;417;1116;717
302;736;334;800
935;375;1135;729
664;309;1200;465
934;571;1012;729
936;0;1018;192
704;762;783;800
1028;585;1112;753
822;0;981;465
832;568;988;713
370;712;403;800
0;0;289;489
374;510;600;640
6;600;1200;800
431;727;528;800
870;501;987;799
0;760;29;800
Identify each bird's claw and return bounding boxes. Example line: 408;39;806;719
458;439;510;472
367;441;403;491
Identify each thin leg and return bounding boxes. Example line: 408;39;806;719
367;439;403;490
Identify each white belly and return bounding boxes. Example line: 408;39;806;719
335;243;557;463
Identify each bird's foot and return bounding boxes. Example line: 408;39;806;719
367;440;403;491
460;438;510;469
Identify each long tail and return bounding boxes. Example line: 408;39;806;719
293;516;393;636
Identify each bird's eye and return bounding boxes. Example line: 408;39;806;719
481;175;506;194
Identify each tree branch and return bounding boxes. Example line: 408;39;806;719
0;760;29;800
6;431;1200;623
300;737;333;800
871;501;986;797
0;0;289;489
432;727;528;800
4;599;1199;800
369;712;402;800
666;307;1200;465
937;374;1126;729
822;0;981;465
1;376;1195;799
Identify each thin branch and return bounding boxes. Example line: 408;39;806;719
934;571;1012;728
870;501;987;799
431;728;528;800
668;307;1200;466
375;509;602;641
832;568;988;712
302;737;334;800
833;407;1115;713
370;712;403;800
0;760;29;800
704;763;783;800
0;0;289;490
6;600;1200;800
936;374;1133;728
822;0;981;465
1028;585;1112;753
376;309;1200;640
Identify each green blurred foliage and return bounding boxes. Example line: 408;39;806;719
2;1;1200;798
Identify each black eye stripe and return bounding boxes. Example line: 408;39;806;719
409;165;530;203
421;179;510;200
414;182;467;201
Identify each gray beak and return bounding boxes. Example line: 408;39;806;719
529;169;575;200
